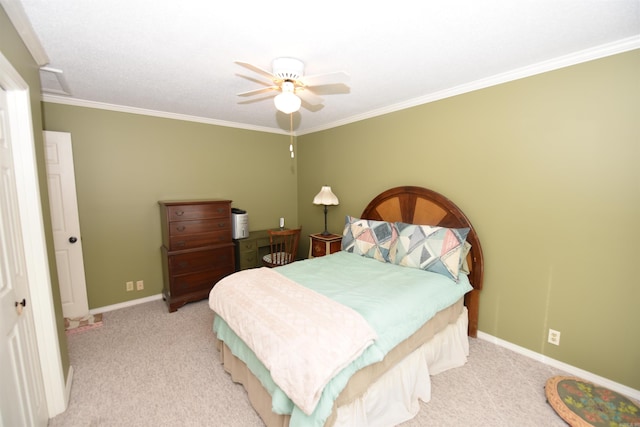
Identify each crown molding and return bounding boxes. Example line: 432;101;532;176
40;35;639;137
1;0;49;66
299;35;640;135
41;94;289;135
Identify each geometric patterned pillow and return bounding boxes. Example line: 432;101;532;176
459;241;472;276
341;216;398;263
390;222;470;281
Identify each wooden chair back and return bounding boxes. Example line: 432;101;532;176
262;228;302;268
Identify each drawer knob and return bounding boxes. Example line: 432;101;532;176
175;211;184;216
177;226;186;232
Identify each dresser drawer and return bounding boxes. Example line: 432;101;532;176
236;239;257;252
166;203;230;221
168;218;231;236
170;266;234;297
238;251;258;270
169;231;231;250
168;247;234;275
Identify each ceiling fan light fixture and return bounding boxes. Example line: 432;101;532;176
235;57;348;114
274;82;301;114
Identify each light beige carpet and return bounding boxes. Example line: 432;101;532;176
50;299;573;426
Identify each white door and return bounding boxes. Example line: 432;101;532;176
43;131;89;319
0;86;48;425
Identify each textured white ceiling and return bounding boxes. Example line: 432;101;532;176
17;0;640;134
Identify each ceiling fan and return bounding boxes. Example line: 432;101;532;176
235;57;350;114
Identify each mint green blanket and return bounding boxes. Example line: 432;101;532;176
212;251;472;427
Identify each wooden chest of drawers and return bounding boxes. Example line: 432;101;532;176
159;200;235;312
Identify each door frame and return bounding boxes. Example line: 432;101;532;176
0;52;68;416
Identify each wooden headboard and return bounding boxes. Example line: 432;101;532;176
361;186;484;337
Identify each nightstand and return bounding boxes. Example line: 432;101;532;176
309;233;342;258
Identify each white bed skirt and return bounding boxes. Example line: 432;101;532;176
215;305;469;427
334;307;469;427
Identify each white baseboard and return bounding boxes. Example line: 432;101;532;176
89;294;163;315
477;331;640;402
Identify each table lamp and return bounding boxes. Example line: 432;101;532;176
313;186;339;236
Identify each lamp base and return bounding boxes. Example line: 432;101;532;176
322;206;330;236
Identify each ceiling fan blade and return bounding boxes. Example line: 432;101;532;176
235;61;276;81
236;74;275;87
304;83;351;96
301;99;325;112
237;86;279;97
237;92;278;104
296;88;324;106
302;71;350;87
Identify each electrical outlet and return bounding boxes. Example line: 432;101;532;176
548;329;561;346
126;281;134;291
136;280;144;291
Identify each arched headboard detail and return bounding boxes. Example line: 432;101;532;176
361;186;484;337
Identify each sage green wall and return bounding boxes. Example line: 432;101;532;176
39;43;639;392
297;50;640;390
0;8;70;378
41;105;298;308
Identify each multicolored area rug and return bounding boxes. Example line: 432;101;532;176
546;376;640;427
65;313;103;335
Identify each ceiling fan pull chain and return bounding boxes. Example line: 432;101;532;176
289;113;295;158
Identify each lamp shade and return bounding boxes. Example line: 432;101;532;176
313;186;339;206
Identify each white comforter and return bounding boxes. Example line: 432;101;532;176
209;267;378;415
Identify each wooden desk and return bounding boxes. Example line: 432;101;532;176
309;233;342;258
233;229;272;270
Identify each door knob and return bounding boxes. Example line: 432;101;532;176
15;298;26;315
69;236;78;243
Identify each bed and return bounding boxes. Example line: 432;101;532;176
209;186;484;427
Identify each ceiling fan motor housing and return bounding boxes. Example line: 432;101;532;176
272;57;304;81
